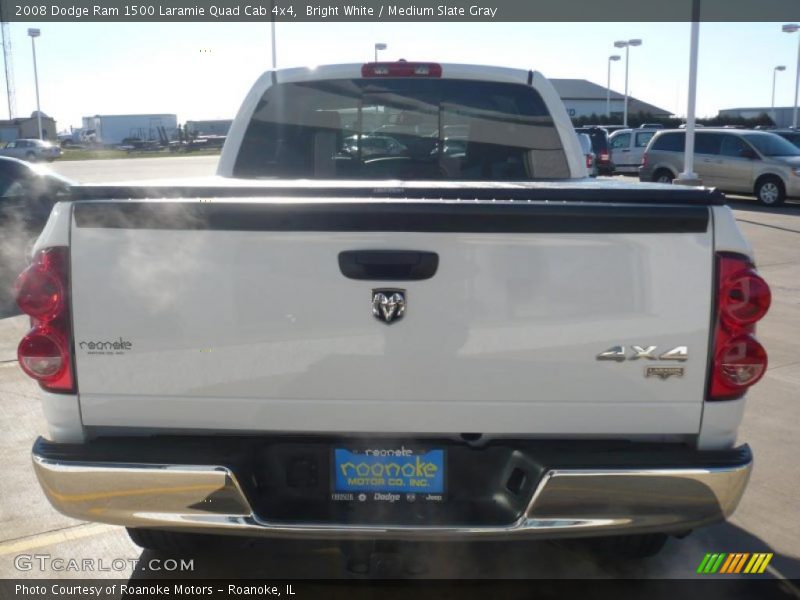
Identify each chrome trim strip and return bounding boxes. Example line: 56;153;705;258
32;453;751;541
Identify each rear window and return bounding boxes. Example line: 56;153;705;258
652;132;684;152
233;78;570;180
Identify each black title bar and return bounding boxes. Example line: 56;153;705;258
0;0;798;22
1;579;797;599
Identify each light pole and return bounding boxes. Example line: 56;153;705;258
782;24;800;128
677;0;701;185
773;65;786;125
270;21;276;69
269;0;276;69
374;42;387;62
27;28;42;140
606;55;620;118
614;38;642;128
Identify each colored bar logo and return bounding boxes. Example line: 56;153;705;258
697;553;773;574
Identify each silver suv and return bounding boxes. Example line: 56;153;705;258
639;129;800;206
608;128;661;174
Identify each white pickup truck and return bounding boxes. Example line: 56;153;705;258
16;63;771;559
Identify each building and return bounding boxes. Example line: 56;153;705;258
81;114;178;145
718;107;790;127
185;119;232;137
0;112;57;142
550;79;672;119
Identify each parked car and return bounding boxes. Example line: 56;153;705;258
639;128;800;206
577;132;597;176
0;157;72;308
639;123;665;129
0;138;62;162
575;126;612;174
21;62;766;561
608;128;660;174
596;124;627;133
0;156;72;229
429;136;467;158
771;129;800;148
342;134;408;158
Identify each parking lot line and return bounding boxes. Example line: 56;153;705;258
0;523;116;556
736;219;800;235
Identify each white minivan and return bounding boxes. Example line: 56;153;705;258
608;128;661;174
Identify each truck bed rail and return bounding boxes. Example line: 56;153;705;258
68;180;726;206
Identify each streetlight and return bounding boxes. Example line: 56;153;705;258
374;42;387;62
27;28;42;140
606;55;621;118
676;0;701;186
782;24;800;128
613;38;642;127
270;19;276;69
773;65;786;125
269;0;277;69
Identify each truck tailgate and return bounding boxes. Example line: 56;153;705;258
70;200;713;435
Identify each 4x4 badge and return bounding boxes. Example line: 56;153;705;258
597;345;688;362
372;289;406;324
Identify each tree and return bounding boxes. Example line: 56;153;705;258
570;111;777;129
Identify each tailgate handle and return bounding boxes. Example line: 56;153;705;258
338;250;439;281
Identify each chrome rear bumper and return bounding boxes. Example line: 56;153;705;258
32;444;752;541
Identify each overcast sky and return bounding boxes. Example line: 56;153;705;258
4;21;798;130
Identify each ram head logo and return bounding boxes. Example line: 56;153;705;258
372;289;406;324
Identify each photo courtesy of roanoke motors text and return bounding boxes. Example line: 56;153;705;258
0;0;799;597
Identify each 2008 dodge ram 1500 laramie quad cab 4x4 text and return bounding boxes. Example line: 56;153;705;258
15;62;771;559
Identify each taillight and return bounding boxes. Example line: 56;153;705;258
641;152;648;167
708;253;770;400
716;335;767;389
719;266;771;326
586;155;592;168
600;151;609;162
361;62;442;78
15;247;75;393
15;253;65;321
18;327;70;382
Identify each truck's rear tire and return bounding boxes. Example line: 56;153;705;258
588;533;669;559
126;528;222;553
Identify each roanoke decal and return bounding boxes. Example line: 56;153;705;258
334;449;444;493
78;338;133;355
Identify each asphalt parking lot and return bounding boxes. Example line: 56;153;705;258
49;155;220;183
0;159;798;581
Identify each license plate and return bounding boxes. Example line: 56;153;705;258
333;448;445;494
